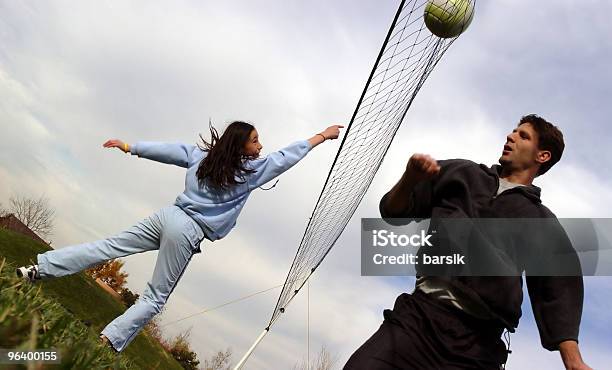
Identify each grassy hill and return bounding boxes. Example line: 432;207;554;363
0;228;183;370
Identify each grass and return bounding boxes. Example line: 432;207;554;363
0;228;183;370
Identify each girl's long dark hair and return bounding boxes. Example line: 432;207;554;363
196;120;256;190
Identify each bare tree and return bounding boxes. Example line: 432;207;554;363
0;202;7;217
8;195;55;238
203;348;232;370
293;345;338;370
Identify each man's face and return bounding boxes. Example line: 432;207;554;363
499;122;546;172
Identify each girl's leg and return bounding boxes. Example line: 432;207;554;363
36;210;166;279
101;206;204;352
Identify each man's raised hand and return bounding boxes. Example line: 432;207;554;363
406;153;440;183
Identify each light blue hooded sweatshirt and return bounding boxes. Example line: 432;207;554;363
130;139;312;241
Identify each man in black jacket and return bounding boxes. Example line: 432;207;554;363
345;115;591;370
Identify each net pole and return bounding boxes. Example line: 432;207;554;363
233;328;269;370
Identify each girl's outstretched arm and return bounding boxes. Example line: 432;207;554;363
103;139;196;168
247;125;344;189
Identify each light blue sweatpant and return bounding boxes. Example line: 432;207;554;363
37;205;206;352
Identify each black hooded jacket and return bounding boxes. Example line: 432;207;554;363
379;159;584;351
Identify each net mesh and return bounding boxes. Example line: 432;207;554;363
269;0;475;327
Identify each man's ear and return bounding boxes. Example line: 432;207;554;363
536;150;551;165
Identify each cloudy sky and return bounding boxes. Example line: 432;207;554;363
1;1;611;369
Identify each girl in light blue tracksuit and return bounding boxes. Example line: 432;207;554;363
16;121;343;352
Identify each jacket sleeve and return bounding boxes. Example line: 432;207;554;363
379;160;454;224
526;275;583;351
130;142;197;168
379;180;434;226
525;218;584;351
246;140;312;189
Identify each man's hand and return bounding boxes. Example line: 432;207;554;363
103;139;130;153
382;153;440;217
405;153;440;183
559;340;592;370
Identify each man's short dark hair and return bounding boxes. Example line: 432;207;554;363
518;114;564;176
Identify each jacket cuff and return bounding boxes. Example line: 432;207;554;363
544;337;579;352
129;143;139;155
302;139;314;151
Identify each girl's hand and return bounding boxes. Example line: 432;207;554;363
308;125;344;148
103;139;130;153
320;125;344;140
